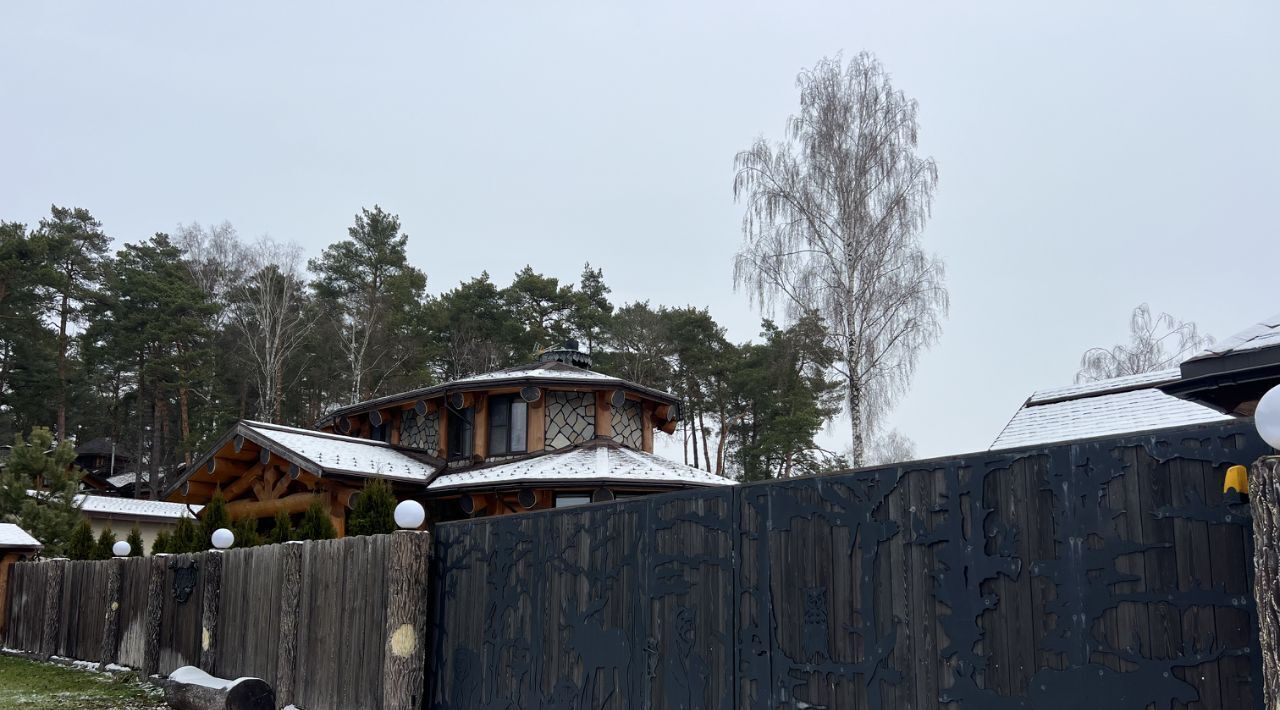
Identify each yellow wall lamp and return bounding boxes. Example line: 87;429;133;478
1225;464;1249;496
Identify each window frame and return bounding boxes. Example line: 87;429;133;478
487;395;528;456
554;493;592;509
446;406;474;460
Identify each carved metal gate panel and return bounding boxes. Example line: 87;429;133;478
429;421;1266;709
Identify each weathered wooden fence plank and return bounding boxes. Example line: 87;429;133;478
382;530;431;710
100;557;123;667
275;541;303;707
199;550;223;671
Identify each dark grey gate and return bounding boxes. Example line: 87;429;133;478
428;420;1267;709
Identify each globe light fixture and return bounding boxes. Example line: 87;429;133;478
211;527;235;550
112;541;131;557
394;500;425;530
1258;384;1280;451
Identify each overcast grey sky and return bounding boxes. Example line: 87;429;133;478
2;1;1277;460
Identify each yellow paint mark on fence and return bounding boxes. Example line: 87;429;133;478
390;624;416;657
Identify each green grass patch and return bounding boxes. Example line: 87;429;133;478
0;654;166;709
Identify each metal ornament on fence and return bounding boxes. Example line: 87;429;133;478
171;557;199;604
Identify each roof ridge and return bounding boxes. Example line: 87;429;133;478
1027;369;1181;406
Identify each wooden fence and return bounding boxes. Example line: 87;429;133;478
3;419;1272;710
428;420;1272;710
3;531;431;710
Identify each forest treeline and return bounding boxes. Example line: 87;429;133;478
0;204;846;495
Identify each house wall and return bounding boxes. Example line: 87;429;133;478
85;515;182;556
545;391;595;449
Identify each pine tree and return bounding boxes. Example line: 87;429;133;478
200;488;231;542
310;206;427;403
31;206;111;441
296;499;336;541
84;234;218;497
171;516;202;554
267;510;294;544
231;517;262;548
348;479;397;536
126;526;144;557
67;519;95;560
151;530;171;555
1;427;85;556
94;527;117;560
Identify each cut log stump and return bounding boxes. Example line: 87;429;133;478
160;666;275;710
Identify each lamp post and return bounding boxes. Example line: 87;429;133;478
211;528;235;550
394;500;425;530
112;541;131;558
1251;384;1280;708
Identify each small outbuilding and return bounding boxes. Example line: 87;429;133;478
0;523;42;639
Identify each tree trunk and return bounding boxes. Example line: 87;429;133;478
849;379;864;467
136;367;146;497
150;395;164;500
273;359;284;424
698;409;712;473
682;419;688;465
179;384;191;466
1252;456;1280;709
690;413;700;469
714;409;729;476
56;292;69;441
846;327;865;466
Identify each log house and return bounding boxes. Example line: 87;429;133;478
164;342;729;534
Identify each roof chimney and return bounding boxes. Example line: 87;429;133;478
537;339;592;368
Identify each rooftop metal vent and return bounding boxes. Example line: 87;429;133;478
537;339;592;368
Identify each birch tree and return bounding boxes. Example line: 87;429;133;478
227;238;315;423
733;53;948;466
1075;303;1213;383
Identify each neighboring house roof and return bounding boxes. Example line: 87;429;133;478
990;370;1232;450
426;440;732;492
0;523;42;550
1163;312;1280;414
315;360;679;428
77;494;201;521
74;437;131;459
1187;312;1280;360
106;472;141;489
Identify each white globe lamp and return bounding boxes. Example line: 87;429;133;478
211;527;235;550
394;500;425;530
1258;385;1280;450
112;541;131;557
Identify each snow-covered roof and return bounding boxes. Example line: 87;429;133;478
242;421;439;482
427;443;732;492
449;364;619;385
1027;369;1181;404
0;523;42;549
106;472;139;488
991;371;1232;450
316;360;679;428
76;494;201;520
1188;312;1280;360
